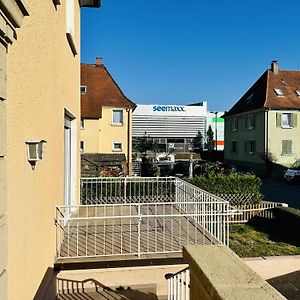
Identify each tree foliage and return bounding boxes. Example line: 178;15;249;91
206;125;214;152
135;132;154;154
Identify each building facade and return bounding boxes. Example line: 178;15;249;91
224;61;300;174
206;111;225;151
132;102;207;153
81;58;136;175
1;1;100;299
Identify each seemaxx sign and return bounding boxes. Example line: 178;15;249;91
153;105;185;112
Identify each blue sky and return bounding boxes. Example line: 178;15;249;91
81;0;300;112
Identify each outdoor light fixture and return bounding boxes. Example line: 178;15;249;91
25;140;46;169
79;0;101;8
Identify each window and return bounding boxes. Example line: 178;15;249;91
112;110;123;125
245;140;256;154
282;140;292;155
80;119;85;129
274;88;284;96
296;90;300;97
231;141;237;153
112;142;122;151
230;118;238;131
276;112;298;128
80;86;87;94
80;141;84;152
245;114;255;130
282;113;292;127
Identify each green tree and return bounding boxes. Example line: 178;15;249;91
206;125;214;152
192;130;203;153
136;132;154;154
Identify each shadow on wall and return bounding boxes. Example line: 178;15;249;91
33;267;58;300
57;277;158;300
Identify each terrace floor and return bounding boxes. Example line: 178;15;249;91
56;204;218;268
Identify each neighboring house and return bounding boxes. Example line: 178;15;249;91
80;58;136;175
0;1;100;299
223;61;300;174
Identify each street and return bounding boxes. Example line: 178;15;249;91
261;178;300;209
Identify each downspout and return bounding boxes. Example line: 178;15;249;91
126;108;130;175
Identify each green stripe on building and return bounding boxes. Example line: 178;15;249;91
212;117;224;123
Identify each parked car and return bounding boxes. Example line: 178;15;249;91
284;159;300;183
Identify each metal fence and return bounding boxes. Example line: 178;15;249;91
229;201;288;224
56;177;233;259
80;177;176;204
165;267;190;300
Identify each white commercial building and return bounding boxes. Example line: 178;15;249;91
206;112;225;151
132;102;208;153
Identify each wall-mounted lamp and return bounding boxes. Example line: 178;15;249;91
25;140;47;169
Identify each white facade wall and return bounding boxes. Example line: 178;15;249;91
132;103;207;140
206;112;225;150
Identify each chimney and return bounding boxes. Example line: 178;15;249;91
96;57;103;65
271;60;279;74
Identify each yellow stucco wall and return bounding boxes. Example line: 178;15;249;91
81;107;133;164
268;110;300;166
6;1;81;299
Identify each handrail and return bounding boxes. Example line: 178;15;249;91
165;266;190;280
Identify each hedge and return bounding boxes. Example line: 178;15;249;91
188;173;263;204
273;206;300;236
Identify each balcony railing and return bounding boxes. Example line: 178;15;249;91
165;267;190;300
56;177;233;260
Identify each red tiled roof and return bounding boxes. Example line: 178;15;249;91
81;63;136;119
224;68;300;117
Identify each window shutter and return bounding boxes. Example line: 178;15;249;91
292;113;297;127
282;140;287;154
287;140;292;154
282;140;292;154
276;113;282;127
252;115;256;128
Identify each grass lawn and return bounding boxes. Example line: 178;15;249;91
229;217;300;257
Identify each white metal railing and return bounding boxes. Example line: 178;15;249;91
80;176;176;204
55;200;230;259
165;267;190;300
229;201;288;224
56;177;234;259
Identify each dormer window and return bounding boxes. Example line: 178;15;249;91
274;88;284;96
296;90;300;97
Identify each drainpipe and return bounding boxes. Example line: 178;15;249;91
126;108;131;175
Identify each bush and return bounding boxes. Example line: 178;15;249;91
273;207;300;235
188;173;262;204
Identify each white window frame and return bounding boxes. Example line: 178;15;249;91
282;140;292;156
112;109;124;126
112;142;122;151
80;141;84;152
81;86;87;94
274;88;284;96
245;140;256;155
245;114;254;130
80;119;85;129
281;113;292;128
231;118;238;131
